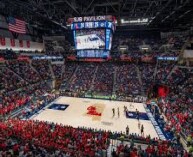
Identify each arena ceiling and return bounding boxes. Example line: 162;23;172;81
0;0;193;31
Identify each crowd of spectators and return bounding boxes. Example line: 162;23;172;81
166;67;188;85
138;63;155;92
0;58;53;118
112;36;143;53
0;118;190;156
61;62;147;98
60;62;77;90
0;49;17;59
155;61;176;84
0;46;193;155
115;63;141;98
44;40;72;57
91;63;115;96
0;66;28;91
16;92;57;120
0;58;55;117
160;35;188;50
7;60;41;84
0;81;51;116
32;60;53;80
159;71;193;134
0;91;29;116
157;67;193;153
0;119;109;157
111;34;189;58
112;139;188;157
61;62;115;97
66;63;96;94
52;64;64;79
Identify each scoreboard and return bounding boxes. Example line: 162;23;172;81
71;21;115;32
77;50;110;58
69;16;115;58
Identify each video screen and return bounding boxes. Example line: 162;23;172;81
75;29;105;50
105;29;112;50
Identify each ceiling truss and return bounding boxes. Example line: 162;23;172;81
0;0;192;31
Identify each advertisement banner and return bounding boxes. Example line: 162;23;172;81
17;56;30;61
67;15;116;24
141;56;154;62
85;94;116;100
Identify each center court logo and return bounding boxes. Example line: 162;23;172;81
84;103;105;121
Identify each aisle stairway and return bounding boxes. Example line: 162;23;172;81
166;65;177;80
89;65;99;91
64;65;79;89
49;63;55;79
69;65;79;83
6;67;28;84
112;66;117;93
153;61;159;82
29;63;43;80
61;64;65;79
135;65;142;85
135;65;145;95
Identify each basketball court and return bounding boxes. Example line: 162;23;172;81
31;96;160;139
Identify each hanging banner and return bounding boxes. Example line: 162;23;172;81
0;37;6;46
10;39;15;47
19;40;23;47
26;40;30;48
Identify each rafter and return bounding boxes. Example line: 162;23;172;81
105;0;118;13
83;0;95;14
0;0;192;31
64;0;80;15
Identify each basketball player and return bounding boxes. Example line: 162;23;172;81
126;125;129;136
112;108;115;117
124;106;126;114
136;109;139;121
124;105;128;115
141;124;144;136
